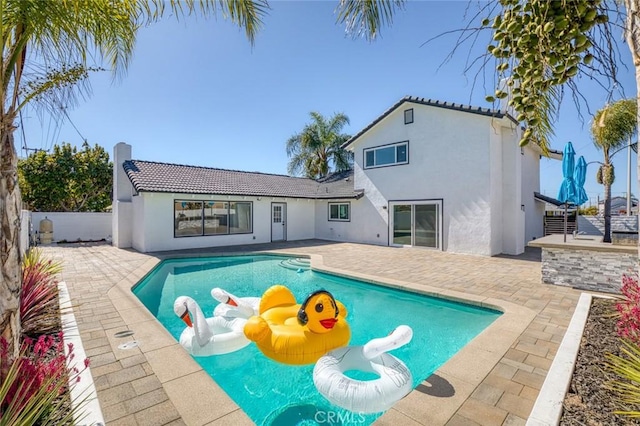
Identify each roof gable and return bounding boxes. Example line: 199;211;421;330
123;160;362;199
342;95;516;148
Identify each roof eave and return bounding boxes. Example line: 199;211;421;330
342;96;512;149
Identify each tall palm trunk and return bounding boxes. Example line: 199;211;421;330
0;120;22;358
604;174;612;243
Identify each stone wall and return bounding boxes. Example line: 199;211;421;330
541;247;637;293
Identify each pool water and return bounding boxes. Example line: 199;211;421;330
133;255;501;425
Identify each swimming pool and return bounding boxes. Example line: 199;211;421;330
133;255;501;425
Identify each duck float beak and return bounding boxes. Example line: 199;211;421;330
320;318;337;329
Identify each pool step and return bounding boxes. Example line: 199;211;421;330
279;258;311;272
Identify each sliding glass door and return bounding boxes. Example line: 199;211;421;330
391;201;441;249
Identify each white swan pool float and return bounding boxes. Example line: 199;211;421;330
211;288;260;319
313;325;414;413
174;296;250;357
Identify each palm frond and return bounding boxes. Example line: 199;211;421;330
592;98;638;152
335;0;406;41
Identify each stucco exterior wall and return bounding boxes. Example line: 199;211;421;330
522;145;544;242
500;125;524;255
132;193;315;253
278;200;316;241
32;212;112;243
314;198;388;245
347;104;503;255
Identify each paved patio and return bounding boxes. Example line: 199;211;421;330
42;240;582;425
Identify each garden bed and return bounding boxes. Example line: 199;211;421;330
560;298;637;425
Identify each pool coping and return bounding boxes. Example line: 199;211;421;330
107;250;537;425
525;292;592;426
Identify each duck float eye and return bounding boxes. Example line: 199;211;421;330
315;302;324;313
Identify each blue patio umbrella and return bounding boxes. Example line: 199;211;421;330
574;156;588;206
557;142;576;203
557;142;577;242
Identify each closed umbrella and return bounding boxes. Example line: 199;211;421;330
557;142;576;242
574;156;588;206
573;156;589;237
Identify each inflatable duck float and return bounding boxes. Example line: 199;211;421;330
243;285;350;365
211;287;260;319
174;296;250;357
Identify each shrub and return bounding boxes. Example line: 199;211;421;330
0;334;89;425
609;274;640;417
20;249;63;338
616;274;640;345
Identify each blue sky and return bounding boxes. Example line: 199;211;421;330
18;1;637;206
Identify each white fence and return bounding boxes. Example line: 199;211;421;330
20;210;30;255
31;212;112;244
577;215;638;235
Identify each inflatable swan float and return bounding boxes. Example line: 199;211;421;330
211;288;260;319
174;296;250;356
313;325;414;413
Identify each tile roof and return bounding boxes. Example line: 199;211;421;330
343;95;517;148
123;160;363;199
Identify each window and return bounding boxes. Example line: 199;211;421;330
404;108;414;124
329;202;350;221
174;201;203;237
364;141;409;169
175;200;252;237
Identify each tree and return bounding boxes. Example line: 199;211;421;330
286;112;353;179
19;142;113;212
0;0;267;357
591;99;637;242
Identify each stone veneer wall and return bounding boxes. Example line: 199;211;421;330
541;247;637;293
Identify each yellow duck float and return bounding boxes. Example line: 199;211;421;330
243;285;351;365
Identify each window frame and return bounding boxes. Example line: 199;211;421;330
363;141;409;169
174;199;253;238
404;108;414;124
328;202;351;222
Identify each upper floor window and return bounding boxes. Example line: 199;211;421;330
404;108;414;124
364;141;409;169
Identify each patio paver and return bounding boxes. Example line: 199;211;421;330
42;240;583;425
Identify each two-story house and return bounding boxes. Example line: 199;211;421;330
112;96;557;255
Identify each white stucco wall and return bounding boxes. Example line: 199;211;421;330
347;103;513;255
522;145;545;242
32;212;112;243
500;125;524;255
314;198;388;245
132;193;315;253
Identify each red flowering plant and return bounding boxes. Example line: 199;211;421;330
0;334;89;424
0;249;90;424
20;249;63;338
616;274;640;344
607;273;640;417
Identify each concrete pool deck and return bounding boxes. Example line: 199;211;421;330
42;240;582;425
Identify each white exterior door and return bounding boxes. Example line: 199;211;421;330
271;203;286;241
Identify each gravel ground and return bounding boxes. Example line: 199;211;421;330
560;298;640;425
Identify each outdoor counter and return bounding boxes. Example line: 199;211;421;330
528;234;637;293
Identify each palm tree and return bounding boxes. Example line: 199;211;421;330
591;99;637;243
286;112;353;179
0;0;267;357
